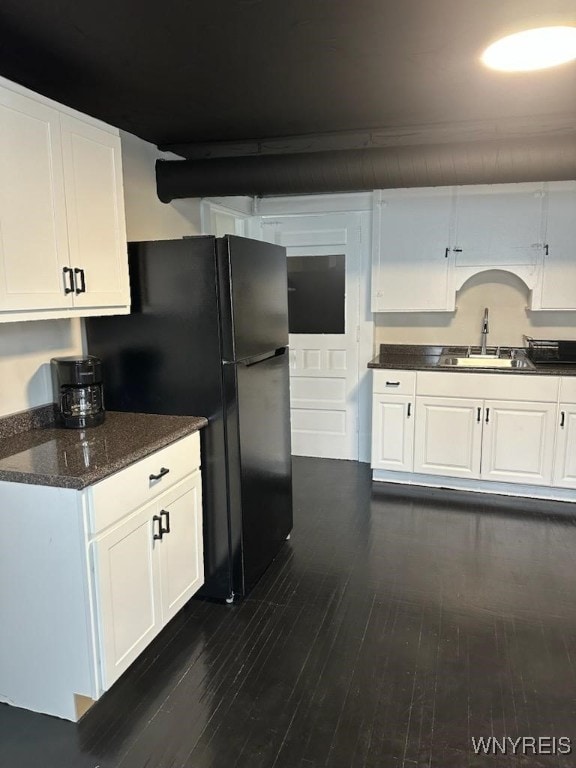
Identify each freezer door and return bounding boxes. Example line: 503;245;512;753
217;235;289;362
223;347;293;596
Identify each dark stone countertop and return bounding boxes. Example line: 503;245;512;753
368;344;576;376
0;406;208;490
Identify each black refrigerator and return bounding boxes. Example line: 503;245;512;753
85;235;293;601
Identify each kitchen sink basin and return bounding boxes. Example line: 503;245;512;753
438;356;534;369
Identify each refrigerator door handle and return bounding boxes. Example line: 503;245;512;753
232;347;288;367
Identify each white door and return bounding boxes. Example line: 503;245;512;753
553;404;576;488
482;400;556;485
0;87;71;312
158;475;204;623
259;213;361;460
414;396;483;478
60;115;129;309
92;502;162;690
371;394;414;472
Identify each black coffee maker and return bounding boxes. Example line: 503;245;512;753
51;356;105;428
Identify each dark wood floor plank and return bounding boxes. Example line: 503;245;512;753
3;457;576;768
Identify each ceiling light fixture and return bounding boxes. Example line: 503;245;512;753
481;26;576;72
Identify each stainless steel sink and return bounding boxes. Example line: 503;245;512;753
438;347;535;369
439;356;534;369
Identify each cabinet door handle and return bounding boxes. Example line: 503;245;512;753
485;407;490;424
561;411;566;428
386;381;400;387
477;407;481;423
74;267;86;294
544;244;549;256
407;402;412;418
160;509;171;535
63;267;75;294
149;467;170;481
444;247;450;258
152;515;163;541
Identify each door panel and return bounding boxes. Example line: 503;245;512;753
454;183;543;267
553;404;576;488
371;394;414;472
259;213;361;460
158;476;204;622
232;350;293;595
481;400;555;485
372;188;454;312
92;504;161;690
219;235;289;361
60;115;129;308
414;396;482;478
0;87;71;311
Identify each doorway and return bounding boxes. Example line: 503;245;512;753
258;213;362;460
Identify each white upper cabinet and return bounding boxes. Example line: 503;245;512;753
0;87;71;312
532;181;576;311
371;181;576;313
0;76;129;322
371;188;455;312
453;183;544;268
60;115;129;310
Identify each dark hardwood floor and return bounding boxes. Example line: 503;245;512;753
2;457;576;768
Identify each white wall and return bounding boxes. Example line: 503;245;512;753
374;269;576;350
120;131;202;240
0;320;83;417
0;131;202;417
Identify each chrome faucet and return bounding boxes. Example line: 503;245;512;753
480;307;489;355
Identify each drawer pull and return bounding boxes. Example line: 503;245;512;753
160;509;171;535
386;381;400;387
152;514;163;541
149;467;170;482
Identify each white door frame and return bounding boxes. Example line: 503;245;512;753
250;196;373;462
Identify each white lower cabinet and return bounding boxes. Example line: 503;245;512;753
94;472;203;689
553;404;576;488
372;369;571;493
481;400;556;485
371;394;414;471
0;431;204;721
414;396;556;484
414;396;482;478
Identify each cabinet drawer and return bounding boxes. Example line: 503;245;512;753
88;432;200;535
416;371;559;402
559;377;576;403
372;369;416;395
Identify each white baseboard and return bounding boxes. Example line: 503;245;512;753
371;469;576;504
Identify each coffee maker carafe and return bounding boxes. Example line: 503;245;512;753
51;356;105;428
